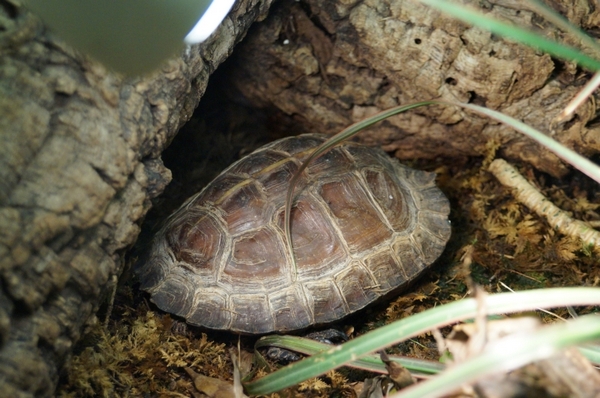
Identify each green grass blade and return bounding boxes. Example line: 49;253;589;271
284;101;433;280
284;95;600;282
526;0;600;57
329;99;600;184
244;287;600;394
419;0;600;71
578;344;600;365
454;102;600;184
255;335;444;375
391;314;600;398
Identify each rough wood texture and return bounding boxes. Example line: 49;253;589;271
0;0;273;396
230;0;600;177
137;134;450;334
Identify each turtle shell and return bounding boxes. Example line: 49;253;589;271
137;134;451;333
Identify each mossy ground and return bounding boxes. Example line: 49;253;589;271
56;74;600;397
56;147;599;397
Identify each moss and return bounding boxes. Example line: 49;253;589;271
58;309;228;397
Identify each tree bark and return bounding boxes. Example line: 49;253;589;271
0;0;273;396
230;0;600;177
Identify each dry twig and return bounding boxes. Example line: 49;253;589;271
489;159;600;247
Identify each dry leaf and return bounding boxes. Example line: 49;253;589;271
357;377;386;398
185;367;247;398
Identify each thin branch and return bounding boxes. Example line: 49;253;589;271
489;158;600;247
556;71;600;122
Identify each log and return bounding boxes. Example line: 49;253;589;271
229;0;600;177
0;0;273;396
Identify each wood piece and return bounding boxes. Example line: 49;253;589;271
229;0;600;177
0;0;274;396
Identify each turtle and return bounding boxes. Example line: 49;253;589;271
136;134;451;334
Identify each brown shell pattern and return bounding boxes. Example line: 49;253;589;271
137;134;451;334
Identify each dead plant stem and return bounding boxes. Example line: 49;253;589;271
489;158;600;247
